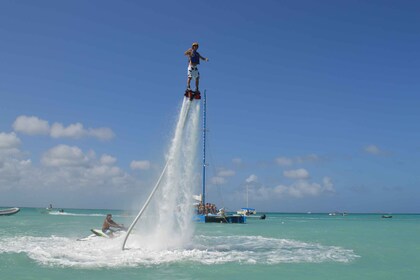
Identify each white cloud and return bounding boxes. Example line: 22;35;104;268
283;168;310;179
50;123;85;139
282;181;322;197
0;132;21;149
12;115;50;135
322;177;335;192
12;115;114;141
238;175;335;201
41;145;90;167
130;160;151;170
88;127;115;140
364;144;382;155
246;174;258;183
218;169;235;177
100;154;117;165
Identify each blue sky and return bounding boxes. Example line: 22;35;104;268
1;0;420;212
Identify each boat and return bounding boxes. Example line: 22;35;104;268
382;215;393;219
236;184;266;219
237;207;266;219
193;91;245;224
0;207;20;216
78;228;127;241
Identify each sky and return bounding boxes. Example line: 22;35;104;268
1;0;420;213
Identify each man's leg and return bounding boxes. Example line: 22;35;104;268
187;77;192;90
195;77;200;91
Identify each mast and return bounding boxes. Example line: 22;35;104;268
202;90;207;205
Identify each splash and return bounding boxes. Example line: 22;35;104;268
0;235;359;268
124;99;201;251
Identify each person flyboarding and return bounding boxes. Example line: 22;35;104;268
184;42;209;93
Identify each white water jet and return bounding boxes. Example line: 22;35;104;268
123;99;201;250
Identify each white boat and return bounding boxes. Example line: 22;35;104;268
0;207;20;216
236;185;266;219
237;207;266;219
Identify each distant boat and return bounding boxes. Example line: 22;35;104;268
237;207;266;219
329;211;347;216
236;184;266;219
382;215;393;219
0;207;20;216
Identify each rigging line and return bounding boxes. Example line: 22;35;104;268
206;128;226;209
122;99;192;250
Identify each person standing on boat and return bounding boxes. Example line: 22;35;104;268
184;42;209;92
102;214;124;237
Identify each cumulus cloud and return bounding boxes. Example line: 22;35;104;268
50;123;115;140
130;160;151;170
283;168;310;179
50;123;85;139
0;132;21;149
238;174;335;201
88;127;115;140
12;115;50;135
0;158;32;190
277;176;335;198
41;145;90;167
100;154;117;165
0;144;136;192
12;115;114;141
364;144;382;155
246;174;258;183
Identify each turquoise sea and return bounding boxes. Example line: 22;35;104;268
1;208;419;280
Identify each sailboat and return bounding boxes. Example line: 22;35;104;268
236;185;266;219
193;91;245;224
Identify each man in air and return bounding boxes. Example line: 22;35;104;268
184;42;209;92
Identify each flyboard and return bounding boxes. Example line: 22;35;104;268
121;90;202;250
184;89;201;101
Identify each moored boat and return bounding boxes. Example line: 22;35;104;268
0;207;20;216
237;207;266;219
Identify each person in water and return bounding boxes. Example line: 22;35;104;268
102;214;124;237
184;42;209;92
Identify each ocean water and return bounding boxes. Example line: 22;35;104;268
1;208;419;280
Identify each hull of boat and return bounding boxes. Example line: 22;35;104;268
0;207;20;216
194;214;246;223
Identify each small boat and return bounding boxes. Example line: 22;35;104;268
382;215;393;218
237;207;266;219
236;184;266;220
0;207;20;216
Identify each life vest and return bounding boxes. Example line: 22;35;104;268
190;50;200;64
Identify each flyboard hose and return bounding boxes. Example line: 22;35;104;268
122;100;192;250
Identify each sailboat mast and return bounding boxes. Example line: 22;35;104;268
202;90;207;206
